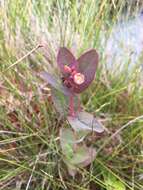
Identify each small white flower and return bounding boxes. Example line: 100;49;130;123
73;73;85;85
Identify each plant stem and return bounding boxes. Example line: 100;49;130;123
69;96;75;117
77;95;82;112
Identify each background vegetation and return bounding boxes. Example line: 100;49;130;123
0;0;143;189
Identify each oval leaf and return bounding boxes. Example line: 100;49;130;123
68;111;104;133
60;128;96;176
74;49;98;93
60;128;78;160
69;145;96;167
57;47;77;73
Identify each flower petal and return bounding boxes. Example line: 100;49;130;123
74;49;98;93
57;47;77;73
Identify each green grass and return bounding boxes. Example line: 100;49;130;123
1;0;143;189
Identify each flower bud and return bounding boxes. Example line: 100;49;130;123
64;65;72;73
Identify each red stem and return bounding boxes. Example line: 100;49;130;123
69;96;75;117
77;95;82;112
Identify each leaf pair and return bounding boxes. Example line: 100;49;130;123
60;128;96;176
57;47;98;93
40;47;98;94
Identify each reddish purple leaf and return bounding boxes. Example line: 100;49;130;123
57;47;78;74
74;49;98;93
